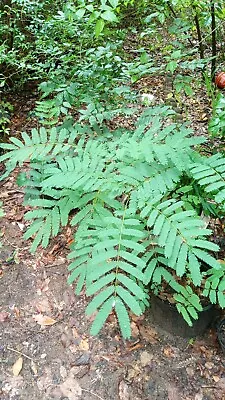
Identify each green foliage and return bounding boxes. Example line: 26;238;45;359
203;264;225;308
0;100;13;137
1;105;225;337
1;0;225;338
189;154;225;205
208;93;225;138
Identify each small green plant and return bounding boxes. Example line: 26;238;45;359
203;71;216;101
0;101;13;137
173;74;193;97
1;105;225;338
208;92;225;138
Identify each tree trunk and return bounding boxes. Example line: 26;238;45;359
211;0;216;80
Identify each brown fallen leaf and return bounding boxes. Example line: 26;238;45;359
195;392;203;400
72;327;80;338
13;307;21;319
119;380;130;400
30;360;38;375
139;325;159;344
59;375;82;400
33;314;57;326
127;343;143;352
216;377;225;390
78;339;89;351
35;298;52;314
163;346;175;358
12;357;23;376
130;321;139;338
205;361;214;369
0;311;9;322
140;351;153;367
167;383;180;400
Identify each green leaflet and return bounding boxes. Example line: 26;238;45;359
164;227;177;259
71;204;93;226
67;265;84;285
176;243;188;277
218;292;225;308
117;273;146;300
190;155;225;208
115;298;131;339
30;227;45;253
143;259;157;284
41;213;52;248
90;296;114;336
23;220;43;239
75;269;87;294
85;286;115;315
188;253;202;286
68;255;89;272
192;248;220;270
187;306;198;320
86;273;116;296
116;285;143;315
176;303;193;326
119;250;146;270
51;206;60;236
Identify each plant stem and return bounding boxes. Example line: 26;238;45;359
211;0;216;80
193;5;204;59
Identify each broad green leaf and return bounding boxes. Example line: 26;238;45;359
108;0;119;8
101;10;118;22
76;8;86;19
95;19;105;36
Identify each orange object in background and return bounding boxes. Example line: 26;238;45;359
215;71;225;89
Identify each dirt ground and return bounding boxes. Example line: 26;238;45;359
0;165;225;400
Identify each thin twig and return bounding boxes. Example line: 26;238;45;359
7;346;33;361
201;385;217;389
82;389;105;400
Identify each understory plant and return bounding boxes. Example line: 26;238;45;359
209;92;225;138
1;105;225;338
0;100;13;137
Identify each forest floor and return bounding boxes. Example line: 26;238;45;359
1;77;225;400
